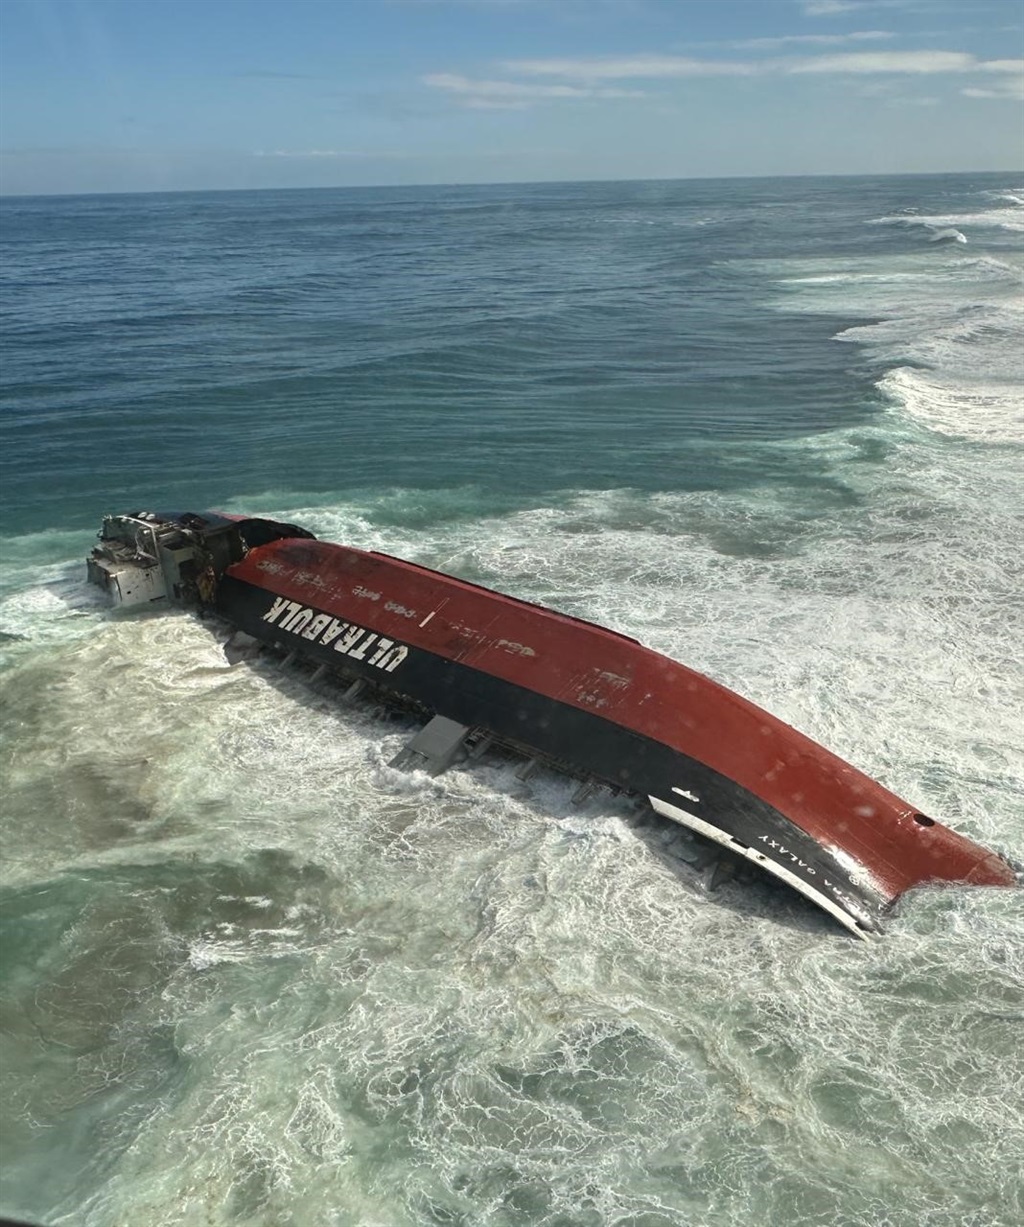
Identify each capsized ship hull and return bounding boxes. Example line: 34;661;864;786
88;511;1017;937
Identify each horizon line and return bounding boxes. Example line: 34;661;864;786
2;166;1022;201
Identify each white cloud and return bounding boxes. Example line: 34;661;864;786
803;0;864;13
503;55;757;81
461;98;529;110
731;31;894;50
254;149;415;159
422;72;645;108
426;45;1024;113
802;0;933;14
255;149;358;158
787;50;975;74
501;49;1021;83
963;79;1024;101
425;73;588;97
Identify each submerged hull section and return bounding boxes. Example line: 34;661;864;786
88;513;1017;937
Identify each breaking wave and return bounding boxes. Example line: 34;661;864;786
869;202;1024;235
878;366;1023;444
928;227;967;244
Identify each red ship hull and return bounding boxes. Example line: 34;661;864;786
215;535;1015;937
86;511;1016;937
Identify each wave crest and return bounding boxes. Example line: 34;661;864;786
879;366;1024;444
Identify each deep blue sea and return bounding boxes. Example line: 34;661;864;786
1;174;1022;1227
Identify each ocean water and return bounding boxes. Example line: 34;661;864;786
1;174;1022;1227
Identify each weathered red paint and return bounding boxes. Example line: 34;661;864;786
228;538;1016;907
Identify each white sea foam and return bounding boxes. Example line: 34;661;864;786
869;206;1024;234
985;189;1024;205
928;227;967;244
879;366;1024;444
747;233;1023;446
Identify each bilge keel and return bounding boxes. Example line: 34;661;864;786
88;511;1017;938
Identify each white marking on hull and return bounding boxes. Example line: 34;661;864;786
647;795;878;939
257;595;409;674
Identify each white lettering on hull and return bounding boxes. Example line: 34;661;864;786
647;795;877;940
261;596;408;672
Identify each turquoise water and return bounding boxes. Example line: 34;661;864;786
1;174;1022;1226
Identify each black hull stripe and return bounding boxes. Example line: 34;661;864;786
217;575;884;933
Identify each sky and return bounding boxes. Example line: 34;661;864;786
0;0;1022;195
